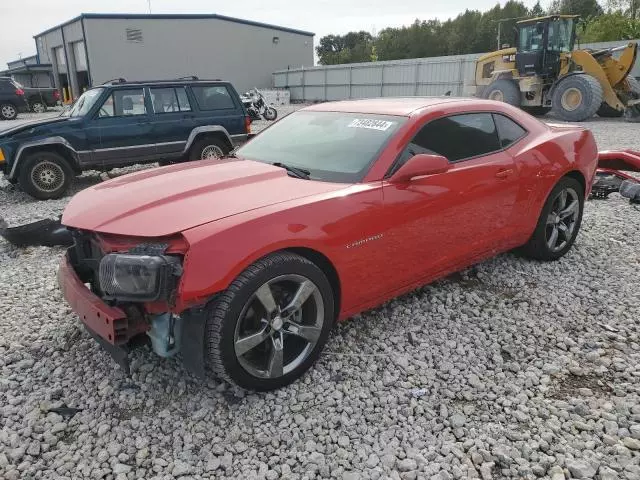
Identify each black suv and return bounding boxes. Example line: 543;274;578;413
0;77;30;120
0;77;251;199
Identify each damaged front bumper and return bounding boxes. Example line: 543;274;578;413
57;252;208;377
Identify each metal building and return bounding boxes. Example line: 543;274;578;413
34;13;314;100
0;55;54;88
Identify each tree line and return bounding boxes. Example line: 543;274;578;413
316;0;640;65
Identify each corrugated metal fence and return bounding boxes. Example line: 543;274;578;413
273;40;640;102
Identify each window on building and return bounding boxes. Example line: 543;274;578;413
191;85;235;110
98;88;146;117
149;87;191;113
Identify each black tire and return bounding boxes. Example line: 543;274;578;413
263;107;278;121
551;74;603;122
205;252;335;391
29;100;47;113
522;106;551;116
18;151;73;200
482;79;521;107
597;102;624;118
520;177;584;261
188;136;230;161
623;77;640;123
0;103;18;120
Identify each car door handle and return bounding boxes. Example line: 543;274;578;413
495;168;514;179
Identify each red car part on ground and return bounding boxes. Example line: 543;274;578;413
57;97;600;390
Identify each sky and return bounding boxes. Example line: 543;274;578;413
0;0;542;67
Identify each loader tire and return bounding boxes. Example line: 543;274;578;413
623;76;640;123
482;79;521;107
522;106;551;116
551;74;602;122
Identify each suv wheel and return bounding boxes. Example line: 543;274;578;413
18;151;73;200
189;136;230;161
30;101;47;113
0;103;18;120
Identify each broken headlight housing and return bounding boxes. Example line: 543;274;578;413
98;254;182;301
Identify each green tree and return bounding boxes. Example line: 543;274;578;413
581;11;640;40
549;0;604;18
607;0;639;18
529;1;546;17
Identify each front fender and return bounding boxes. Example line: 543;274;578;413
176;215;337;309
8;136;79;180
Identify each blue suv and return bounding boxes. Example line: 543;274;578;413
0;77;251;199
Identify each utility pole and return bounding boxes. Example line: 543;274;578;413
147;0;152;13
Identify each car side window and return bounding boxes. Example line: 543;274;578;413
191;85;235;111
406;113;501;163
493;114;527;148
98;88;146;117
149;87;192;114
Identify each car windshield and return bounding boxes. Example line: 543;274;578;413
236;111;406;183
62;88;105;117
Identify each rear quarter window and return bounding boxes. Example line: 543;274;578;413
493;114;527;148
191;85;236;111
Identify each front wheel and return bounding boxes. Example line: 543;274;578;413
18;151;73;200
30;101;47;113
551;74;603;122
205;252;335;391
263;107;278;121
520;177;584;261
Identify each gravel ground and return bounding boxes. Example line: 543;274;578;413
1;108;640;480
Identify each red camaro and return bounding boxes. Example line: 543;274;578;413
58;97;598;390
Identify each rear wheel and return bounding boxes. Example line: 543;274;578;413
205;252;334;391
0;103;18;120
18;151;73;200
520;177;584;261
551;74;602;122
188;136;230;161
482;79;521;107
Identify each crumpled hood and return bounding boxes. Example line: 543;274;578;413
0;116;71;138
62;158;346;237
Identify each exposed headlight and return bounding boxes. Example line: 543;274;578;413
99;254;181;301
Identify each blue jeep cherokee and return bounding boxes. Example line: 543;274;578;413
0;78;251;199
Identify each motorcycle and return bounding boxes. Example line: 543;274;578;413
241;88;278;122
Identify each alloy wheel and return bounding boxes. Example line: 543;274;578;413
234;274;324;379
545;187;579;252
31;161;65;193
1;104;16;119
201;145;224;159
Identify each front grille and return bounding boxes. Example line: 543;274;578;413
68;230;105;294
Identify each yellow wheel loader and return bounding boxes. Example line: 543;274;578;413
473;15;640;122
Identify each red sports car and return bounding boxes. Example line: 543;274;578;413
58;97;598;391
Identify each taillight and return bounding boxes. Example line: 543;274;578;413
15;88;24;96
53;90;60;100
245;116;251;134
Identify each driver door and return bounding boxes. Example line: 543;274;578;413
90;87;156;168
380;112;519;290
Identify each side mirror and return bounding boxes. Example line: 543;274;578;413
389;154;449;183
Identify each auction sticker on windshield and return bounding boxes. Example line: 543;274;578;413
348;118;395;131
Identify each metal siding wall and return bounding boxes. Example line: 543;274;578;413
84;17;313;93
273;41;640;102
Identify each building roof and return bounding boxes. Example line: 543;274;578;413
0;63;53;77
34;13;314;38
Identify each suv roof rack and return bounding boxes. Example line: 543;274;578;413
100;76;225;87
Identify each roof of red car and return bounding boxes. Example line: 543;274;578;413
302;97;474;116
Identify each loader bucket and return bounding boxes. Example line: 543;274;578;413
624;100;640;122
